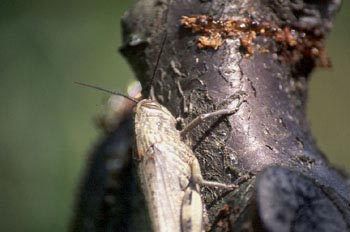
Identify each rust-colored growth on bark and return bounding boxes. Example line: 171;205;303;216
198;32;223;50
180;15;330;67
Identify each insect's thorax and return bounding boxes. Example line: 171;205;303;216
135;100;177;144
134;99;193;162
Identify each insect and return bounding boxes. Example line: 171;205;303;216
75;80;245;232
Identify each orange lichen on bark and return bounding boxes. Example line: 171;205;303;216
198;32;223;50
180;15;330;67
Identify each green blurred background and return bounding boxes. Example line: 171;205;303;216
0;1;349;231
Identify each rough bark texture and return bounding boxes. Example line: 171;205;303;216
120;0;350;231
70;0;350;231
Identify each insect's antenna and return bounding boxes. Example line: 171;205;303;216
147;34;168;93
74;81;139;104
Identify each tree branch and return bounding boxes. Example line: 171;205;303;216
70;0;350;231
121;0;350;230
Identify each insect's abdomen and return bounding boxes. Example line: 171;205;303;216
138;142;192;232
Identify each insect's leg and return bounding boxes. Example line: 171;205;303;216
201;203;210;232
180;91;247;137
233;174;251;185
190;158;238;189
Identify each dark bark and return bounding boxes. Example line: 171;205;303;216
70;0;350;231
120;0;350;231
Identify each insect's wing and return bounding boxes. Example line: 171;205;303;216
181;185;204;232
138;142;191;232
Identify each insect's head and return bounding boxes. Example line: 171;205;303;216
137;99;160;109
135;99;174;123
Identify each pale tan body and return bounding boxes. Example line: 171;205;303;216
74;81;243;231
135;99;204;232
75;82;218;231
134;99;242;232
